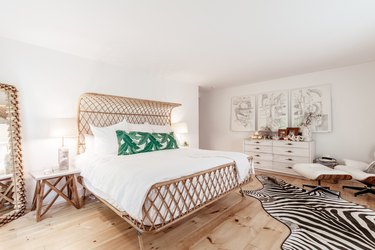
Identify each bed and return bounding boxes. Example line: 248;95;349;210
76;93;253;249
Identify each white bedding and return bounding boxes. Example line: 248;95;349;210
75;148;253;222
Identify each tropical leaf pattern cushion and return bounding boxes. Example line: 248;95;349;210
116;131;178;155
151;132;179;150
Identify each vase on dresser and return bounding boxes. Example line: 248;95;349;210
302;125;312;142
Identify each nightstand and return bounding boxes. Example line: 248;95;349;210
30;168;81;222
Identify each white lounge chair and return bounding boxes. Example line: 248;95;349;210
335;159;375;196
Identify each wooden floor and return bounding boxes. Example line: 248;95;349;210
1;173;374;250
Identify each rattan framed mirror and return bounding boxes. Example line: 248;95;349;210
0;83;25;226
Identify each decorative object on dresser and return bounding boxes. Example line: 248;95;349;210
243;138;315;176
257;90;288;131
49;118;77;170
231;95;256;131
30;168;81;222
291;84;332;132
0;83;25;227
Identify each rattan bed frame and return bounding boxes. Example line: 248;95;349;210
76;92;252;249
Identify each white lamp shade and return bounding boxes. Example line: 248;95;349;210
49;118;77;138
172;122;188;134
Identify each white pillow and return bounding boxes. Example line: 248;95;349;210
150;124;173;133
127;122;152;133
90;120;128;155
84;134;95;154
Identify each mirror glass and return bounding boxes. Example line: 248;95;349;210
0;89;16;215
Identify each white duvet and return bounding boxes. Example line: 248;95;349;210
75;148;253;222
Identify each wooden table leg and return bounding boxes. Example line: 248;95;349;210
31;181;40;211
36;180;45;222
69;175;80;209
66;176;72;199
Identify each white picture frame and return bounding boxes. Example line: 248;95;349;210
231;95;256;131
291;85;332;132
257;90;289;131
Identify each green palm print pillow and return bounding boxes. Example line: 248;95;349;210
116;131;178;155
151;132;179;150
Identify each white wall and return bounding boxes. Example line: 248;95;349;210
200;61;375;163
0;37;199;205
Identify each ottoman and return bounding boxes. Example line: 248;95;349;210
293;163;352;197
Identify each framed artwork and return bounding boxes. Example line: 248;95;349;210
257;90;289;131
231;95;256;131
291;85;332;132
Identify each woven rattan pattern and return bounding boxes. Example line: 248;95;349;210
77;93;181;154
0;83;26;226
77;92;252;234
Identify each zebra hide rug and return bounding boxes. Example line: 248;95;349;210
244;175;375;250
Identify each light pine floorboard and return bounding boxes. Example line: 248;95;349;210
1;173;374;250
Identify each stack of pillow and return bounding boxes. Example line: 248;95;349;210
86;120;179;155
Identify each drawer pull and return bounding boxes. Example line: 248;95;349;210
286;166;293;169
255;155;260;157
255;141;260;144
287;150;293;153
255;147;260;150
255;162;261;164
287;143;293;146
287;158;293;161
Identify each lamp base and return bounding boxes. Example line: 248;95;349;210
58;147;69;170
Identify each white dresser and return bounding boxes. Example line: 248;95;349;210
243;139;315;176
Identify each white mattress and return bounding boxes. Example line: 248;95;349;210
75;148;253;223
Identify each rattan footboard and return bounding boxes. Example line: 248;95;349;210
79;158;252;233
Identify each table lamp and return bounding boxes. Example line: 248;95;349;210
49;118;77;170
172;122;189;147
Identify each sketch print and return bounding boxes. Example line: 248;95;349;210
257;91;289;131
231;95;256;131
291;85;332;132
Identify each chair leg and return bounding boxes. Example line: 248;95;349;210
343;185;365;191
342;183;375;197
354;188;375;197
303;184;316;189
307;186;340;197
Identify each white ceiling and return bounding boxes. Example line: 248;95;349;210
1;0;375;88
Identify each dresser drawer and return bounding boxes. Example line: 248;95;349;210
244;140;273;146
244;144;272;154
273;147;309;157
273;140;309;149
247;152;273;161
253;160;273;171
272;163;300;176
273;155;309;164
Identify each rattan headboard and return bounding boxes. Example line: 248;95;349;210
77;92;181;154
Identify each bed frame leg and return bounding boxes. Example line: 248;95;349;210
240;187;245;197
137;231;144;250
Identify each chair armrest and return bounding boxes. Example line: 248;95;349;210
344;159;369;171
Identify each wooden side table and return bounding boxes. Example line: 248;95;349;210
30;168;81;222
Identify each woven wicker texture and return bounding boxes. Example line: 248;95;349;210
77;93;181;154
0;83;26;227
